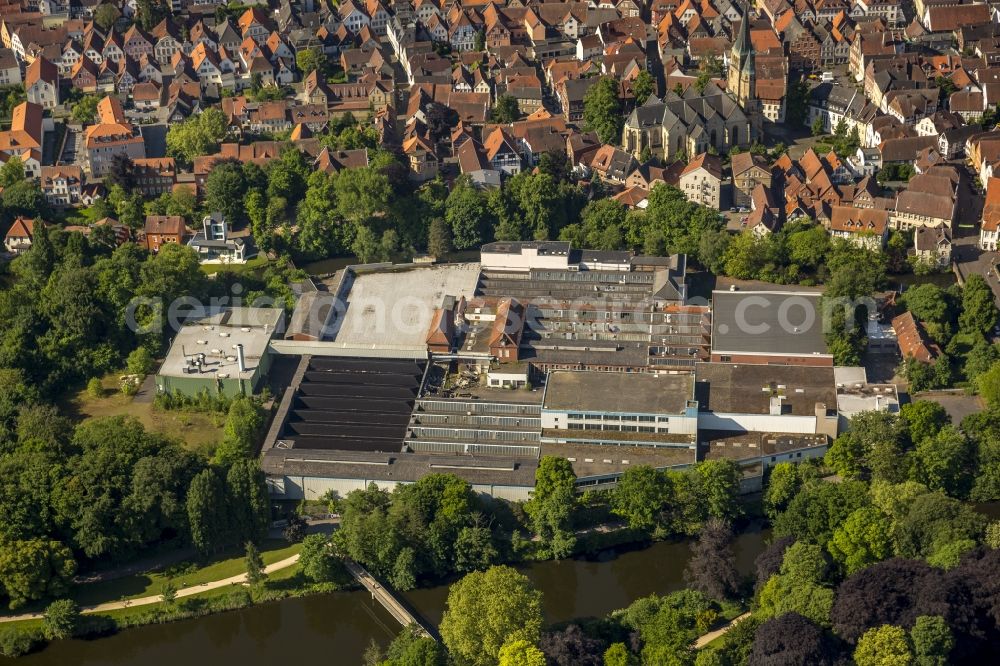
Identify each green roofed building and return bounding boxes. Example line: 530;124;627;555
155;307;285;398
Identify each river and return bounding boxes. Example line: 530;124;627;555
7;524;769;666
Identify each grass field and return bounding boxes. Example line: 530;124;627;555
70;540;301;607
63;372;225;455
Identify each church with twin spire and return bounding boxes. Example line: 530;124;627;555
622;4;763;160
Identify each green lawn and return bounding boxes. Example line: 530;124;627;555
70;540;301;607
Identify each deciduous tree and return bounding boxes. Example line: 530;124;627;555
439;566;543;666
492;95;520;123
854;625;913;666
959;274;998;336
539;624;604;666
299;534;345;584
446;177;493;249
827;506;892;575
186;468;231;556
583;77;624;144
748;612;840;666
684;519;741;601
632;70;655;105
610;465;668;530
166;108;228;164
41;599;79;640
910;615;953;666
498;639;546;666
0;539;75;609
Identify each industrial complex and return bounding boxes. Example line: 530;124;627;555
153;242;900;499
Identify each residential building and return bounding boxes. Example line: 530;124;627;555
892;311;939;364
85;96;145;176
0;49;20;86
144;214;186;252
187;212;253;264
25;56;59;108
913;225;951;268
39;165;83;207
679;152;723;209
828;205;890;250
0;101;45;179
731;151;772;208
402;135;439;182
3;216;38;255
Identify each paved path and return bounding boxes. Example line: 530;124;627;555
0;554;301;624
693;612;752;649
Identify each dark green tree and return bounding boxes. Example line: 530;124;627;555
492;94;520;123
225;459;270;546
428;217;452;258
632;70;655;106
583;77;624;144
244;541;266;587
186;468;231;556
960;274;998;336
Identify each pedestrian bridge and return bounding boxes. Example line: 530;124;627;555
345;560;437;640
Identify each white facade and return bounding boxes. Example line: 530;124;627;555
540;409;699;436
697;412;820;435
981;226;999;252
480;243;572;272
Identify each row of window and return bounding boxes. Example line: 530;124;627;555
566;423;659;433
566;413;665;423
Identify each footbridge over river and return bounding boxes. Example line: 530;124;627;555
345;560;437;640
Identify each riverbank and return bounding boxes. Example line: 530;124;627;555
0;553;303;624
0;493;768;659
1;525;772;665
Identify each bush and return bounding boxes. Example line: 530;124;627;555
87;377;104;399
42;599;80;640
126;347;155;375
154;389;232;413
283;514;307;543
0;627;42;658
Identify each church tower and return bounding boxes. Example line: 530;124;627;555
727;4;755;110
727;3;762;144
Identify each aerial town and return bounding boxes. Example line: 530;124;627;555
2;0;1000;663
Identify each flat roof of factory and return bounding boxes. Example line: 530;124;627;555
711;290;829;357
542;370;695;414
158;307;284;381
325;263;480;350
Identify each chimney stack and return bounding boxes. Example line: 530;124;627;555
236;344;246;373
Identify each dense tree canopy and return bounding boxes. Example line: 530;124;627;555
333;475;503;589
610;460;741;536
166;108;229;164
